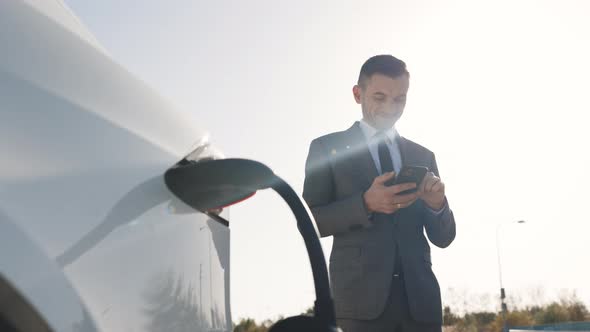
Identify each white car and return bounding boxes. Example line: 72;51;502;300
0;1;230;331
0;1;339;332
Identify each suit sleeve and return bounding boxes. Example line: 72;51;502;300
422;153;456;248
303;139;372;238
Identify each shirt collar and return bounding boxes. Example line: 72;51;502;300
359;119;398;144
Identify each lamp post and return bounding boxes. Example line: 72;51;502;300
496;219;526;332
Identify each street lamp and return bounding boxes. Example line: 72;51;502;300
496;219;526;332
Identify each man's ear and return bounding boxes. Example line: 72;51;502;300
352;85;362;104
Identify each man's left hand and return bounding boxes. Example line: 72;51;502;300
419;172;446;210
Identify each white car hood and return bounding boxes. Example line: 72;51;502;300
0;0;206;182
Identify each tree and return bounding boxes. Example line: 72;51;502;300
233;318;270;332
535;303;570;325
560;294;590;322
444;306;460;326
453;311;498;332
565;301;589;322
490;310;534;332
533;298;589;324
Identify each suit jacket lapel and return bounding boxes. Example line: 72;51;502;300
344;122;379;189
398;136;417;168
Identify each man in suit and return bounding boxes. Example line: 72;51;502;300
303;55;456;332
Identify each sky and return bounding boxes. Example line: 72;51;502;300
65;0;590;322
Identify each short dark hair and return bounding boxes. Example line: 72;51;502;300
357;55;409;87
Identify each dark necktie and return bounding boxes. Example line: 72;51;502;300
376;131;403;277
376;132;394;174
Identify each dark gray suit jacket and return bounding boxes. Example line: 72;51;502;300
303;122;456;324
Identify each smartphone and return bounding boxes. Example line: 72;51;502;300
385;165;429;194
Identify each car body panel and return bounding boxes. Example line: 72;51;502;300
0;1;231;331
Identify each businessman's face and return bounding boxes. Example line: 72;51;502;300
353;73;409;131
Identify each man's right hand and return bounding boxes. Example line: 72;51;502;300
363;172;419;214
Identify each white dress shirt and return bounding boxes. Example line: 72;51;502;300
358;119;402;174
